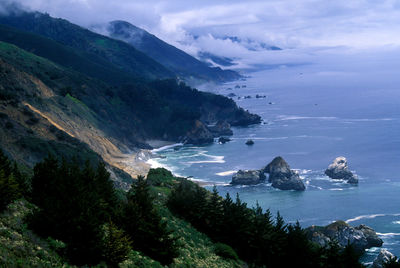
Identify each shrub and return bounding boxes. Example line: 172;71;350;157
214;243;239;261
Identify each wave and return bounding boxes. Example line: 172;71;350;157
276;115;338;121
393;221;400;224
216;170;237;176
187;154;225;164
329;188;344;191
346;213;400;223
151;143;183;153
343;118;395;123
376;233;400;237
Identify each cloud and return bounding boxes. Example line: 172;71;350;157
3;0;400;68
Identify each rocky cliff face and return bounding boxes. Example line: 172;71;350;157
184;120;214;145
305;221;383;254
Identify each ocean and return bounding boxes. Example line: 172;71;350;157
149;57;400;263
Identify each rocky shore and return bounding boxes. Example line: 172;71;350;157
305;221;383;254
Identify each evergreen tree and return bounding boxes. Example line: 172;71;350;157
102;220;132;267
119;175;178;265
0;170;20;211
30;156;119;265
0;149;21;211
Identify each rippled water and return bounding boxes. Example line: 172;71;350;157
151;63;400;261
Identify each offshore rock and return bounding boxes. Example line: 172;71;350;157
231;170;266;185
218;137;231;144
263;156;305;191
325;157;358;184
245;139;254;145
305;221;383;254
372;249;396;268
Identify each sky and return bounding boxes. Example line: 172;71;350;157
3;0;400;69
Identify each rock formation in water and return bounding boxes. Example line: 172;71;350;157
325;157;358;184
245;139;254;145
305;220;383;254
263;156;306;191
231;170;266;185
218;137;231;144
372;249;396;268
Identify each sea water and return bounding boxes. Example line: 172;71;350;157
151;54;400;262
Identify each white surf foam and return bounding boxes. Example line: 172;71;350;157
376;233;400;237
346;213;400;223
151;143;183;153
216;170;237;176
276;115;338;121
187;155;225;164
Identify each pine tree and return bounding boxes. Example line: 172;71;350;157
102;220;132;267
120;175;178;265
0;170;20;211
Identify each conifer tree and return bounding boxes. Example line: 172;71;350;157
102;220;132;267
0;149;21;211
119;175;178;265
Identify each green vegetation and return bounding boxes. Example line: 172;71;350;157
0;149;371;267
167;181;365;268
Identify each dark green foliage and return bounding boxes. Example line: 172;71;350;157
214;243;239;261
29;156;118;265
146;167;178;187
102;221;132;267
5;121;13;129
168;179;364;268
0;150;21;211
117;175;178;265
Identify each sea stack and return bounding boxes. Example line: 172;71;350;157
263;156;306;191
231;170;266;185
325;157;358;184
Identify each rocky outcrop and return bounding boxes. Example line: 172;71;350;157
208;120;233;136
263;157;305;191
305;221;383;254
245;139;254;145
355;224;383;248
325;157;358;184
184;120;214;145
229;108;262;126
372;249;396;268
218;137;231;144
231;170;266;185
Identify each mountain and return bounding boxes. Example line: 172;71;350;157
0;35;259;180
0;11;174;82
106;20;241;83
